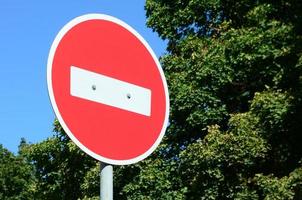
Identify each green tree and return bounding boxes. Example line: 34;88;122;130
21;120;99;200
0;142;35;200
114;0;302;199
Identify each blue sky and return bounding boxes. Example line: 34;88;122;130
0;1;166;153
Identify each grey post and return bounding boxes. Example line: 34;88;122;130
100;162;113;200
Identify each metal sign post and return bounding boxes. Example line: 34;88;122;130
100;162;113;200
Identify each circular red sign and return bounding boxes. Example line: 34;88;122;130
47;14;169;165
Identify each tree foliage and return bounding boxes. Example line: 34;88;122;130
20;120;99;200
0;142;35;200
115;0;302;199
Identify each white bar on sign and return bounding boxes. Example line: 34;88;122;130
70;66;151;116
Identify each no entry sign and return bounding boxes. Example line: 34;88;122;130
47;14;169;165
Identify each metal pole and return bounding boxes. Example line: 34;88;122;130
100;162;113;200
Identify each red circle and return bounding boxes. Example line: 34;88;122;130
50;17;167;162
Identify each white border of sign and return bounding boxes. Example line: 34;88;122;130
47;14;169;165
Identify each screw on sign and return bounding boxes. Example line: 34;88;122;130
47;14;169;165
